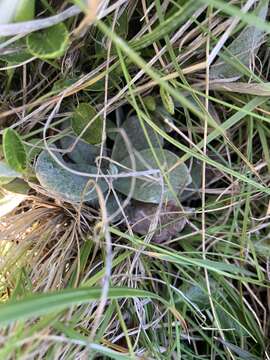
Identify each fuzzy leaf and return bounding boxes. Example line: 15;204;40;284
210;0;268;79
0;161;22;185
71;103;103;145
112;116;164;163
35;149;108;203
106;119;118;141
3;128;27;173
26;23;69;59
114;148;191;204
59;134;101;165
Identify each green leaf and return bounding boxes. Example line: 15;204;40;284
114;148;191;204
0;51;33;65
144;96;156;112
0;161;22;185
0;287;161;326
26;23;69;59
52;77;78;93
24;138;43;163
112;116;164;162
14;0;35;22
160;87;174;115
210;0;269;79
3;128;27;173
1;178;30;195
71;103;103;145
35;148;108;203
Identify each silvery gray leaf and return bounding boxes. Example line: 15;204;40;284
112;116;164;162
210;0;269;80
114;148;191;204
0;160;23;185
35;149;108;203
59;134;101;165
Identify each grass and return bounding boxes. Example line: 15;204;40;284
0;0;270;359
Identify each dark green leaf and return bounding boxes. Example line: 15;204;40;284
105;192;125;223
26;23;69;59
71;103;103;145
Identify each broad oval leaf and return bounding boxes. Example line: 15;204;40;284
71;103;103;145
112;116;164;163
114;148;191;204
26;23;69;59
3;128;27;173
35;149;108;203
0;161;22;185
59;134;101;165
